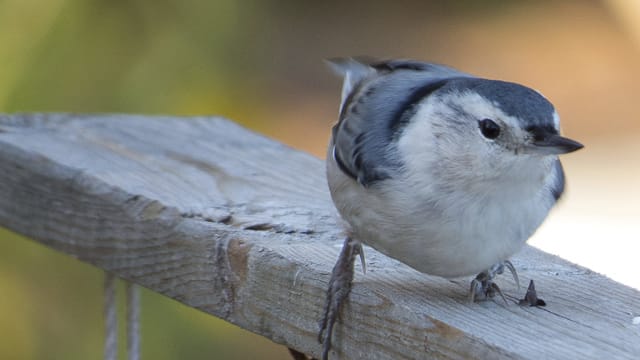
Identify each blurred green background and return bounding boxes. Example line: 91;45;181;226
1;0;639;359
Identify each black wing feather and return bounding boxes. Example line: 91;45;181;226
331;58;470;187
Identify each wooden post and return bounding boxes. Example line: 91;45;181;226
0;113;638;359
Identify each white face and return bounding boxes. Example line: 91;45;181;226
395;91;557;194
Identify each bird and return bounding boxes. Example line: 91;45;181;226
318;57;583;359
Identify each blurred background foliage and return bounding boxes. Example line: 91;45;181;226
1;0;639;359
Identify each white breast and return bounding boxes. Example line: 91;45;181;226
326;144;557;278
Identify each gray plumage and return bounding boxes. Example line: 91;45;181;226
330;58;470;186
319;57;583;360
330;58;564;189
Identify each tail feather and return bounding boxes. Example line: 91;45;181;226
325;57;375;112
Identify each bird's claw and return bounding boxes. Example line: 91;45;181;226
469;261;519;304
503;260;520;290
469;277;507;303
318;237;364;360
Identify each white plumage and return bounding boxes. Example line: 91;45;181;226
319;57;583;360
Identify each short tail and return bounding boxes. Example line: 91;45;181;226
325;57;375;113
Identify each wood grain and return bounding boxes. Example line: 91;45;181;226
0;113;638;359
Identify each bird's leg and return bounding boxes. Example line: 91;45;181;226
469;260;519;303
318;237;364;360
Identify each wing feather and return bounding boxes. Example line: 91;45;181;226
328;58;471;186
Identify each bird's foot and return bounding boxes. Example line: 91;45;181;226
469;260;519;303
318;237;364;360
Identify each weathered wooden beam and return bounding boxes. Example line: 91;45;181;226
0;113;638;359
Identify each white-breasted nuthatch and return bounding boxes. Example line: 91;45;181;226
318;58;583;359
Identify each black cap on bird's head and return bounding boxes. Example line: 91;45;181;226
447;78;584;156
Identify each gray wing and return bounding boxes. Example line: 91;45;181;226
550;159;566;200
328;58;472;186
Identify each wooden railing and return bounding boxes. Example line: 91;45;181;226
0;113;638;359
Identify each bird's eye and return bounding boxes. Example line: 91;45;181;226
478;119;501;139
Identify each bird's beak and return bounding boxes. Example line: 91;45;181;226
527;134;584;155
